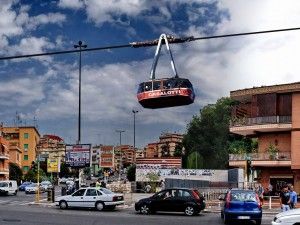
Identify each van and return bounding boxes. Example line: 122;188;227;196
0;180;18;195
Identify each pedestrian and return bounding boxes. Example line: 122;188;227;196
256;183;264;205
96;179;101;189
280;184;291;212
289;185;297;209
160;180;165;190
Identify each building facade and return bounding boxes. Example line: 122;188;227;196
3;126;40;173
229;82;300;193
91;145;101;175
36;134;65;163
0;137;9;180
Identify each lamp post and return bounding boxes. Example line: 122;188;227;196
74;41;87;144
116;130;125;181
132;110;138;151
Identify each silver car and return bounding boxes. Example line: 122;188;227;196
272;208;300;225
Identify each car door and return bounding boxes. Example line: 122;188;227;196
83;189;98;208
152;190;176;212
68;189;86;207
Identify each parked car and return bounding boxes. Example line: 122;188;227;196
40;181;53;191
19;182;33;191
272;208;300;225
219;189;262;225
55;187;124;211
135;188;206;216
0;180;18;195
25;183;44;194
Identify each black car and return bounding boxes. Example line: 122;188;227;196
135;188;205;216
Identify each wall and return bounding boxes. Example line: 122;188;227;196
258;133;291;153
291;93;300;169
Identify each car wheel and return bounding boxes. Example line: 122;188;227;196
139;204;150;215
14;191;17;195
221;212;224;219
95;202;105;211
59;200;68;210
184;205;195;216
256;219;262;225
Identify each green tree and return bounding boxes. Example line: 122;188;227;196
9;163;23;184
59;162;71;178
126;164;136;181
183;97;257;169
186;151;203;169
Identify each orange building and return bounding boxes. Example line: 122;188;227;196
36;134;65;161
229;82;300;193
0;136;10;180
3;126;40;173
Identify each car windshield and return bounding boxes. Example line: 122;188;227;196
27;183;37;187
0;182;8;187
22;182;31;185
230;191;257;202
100;188;113;194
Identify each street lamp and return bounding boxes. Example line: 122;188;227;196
132;110;138;151
74;41;87;144
115;130;125;181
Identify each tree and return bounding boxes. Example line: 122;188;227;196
183;97;257;169
126;164;136;182
59;162;71;178
9;163;23;184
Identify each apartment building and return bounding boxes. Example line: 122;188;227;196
36;134;65;162
3;126;40;173
229;82;300;193
0;137;9;180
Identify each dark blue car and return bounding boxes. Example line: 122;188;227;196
18;182;33;191
220;189;262;225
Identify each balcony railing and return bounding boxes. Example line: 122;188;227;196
229;152;291;161
230;116;291;127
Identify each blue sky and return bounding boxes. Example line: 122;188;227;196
1;0;300;148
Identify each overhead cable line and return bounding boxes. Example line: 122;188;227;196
1;27;300;61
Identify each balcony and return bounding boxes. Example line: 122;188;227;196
230;116;292;135
229;152;291;167
0;152;9;160
0;168;9;175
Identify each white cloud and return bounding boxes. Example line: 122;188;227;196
26;13;66;30
58;0;84;10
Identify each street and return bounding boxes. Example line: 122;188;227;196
0;192;276;225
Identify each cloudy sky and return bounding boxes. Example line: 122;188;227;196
1;0;300;148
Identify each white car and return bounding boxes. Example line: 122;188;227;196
40;181;53;191
55;187;124;211
272;208;300;225
25;183;44;194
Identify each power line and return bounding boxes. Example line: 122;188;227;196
1;27;300;61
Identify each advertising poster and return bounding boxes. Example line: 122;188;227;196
47;158;60;173
65;144;91;168
100;145;114;168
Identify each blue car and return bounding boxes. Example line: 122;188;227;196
18;182;33;191
220;189;262;225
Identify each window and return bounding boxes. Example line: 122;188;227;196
24;144;28;151
24;133;29;139
86;189;97;196
72;189;86;197
24;155;28;160
23;166;29;172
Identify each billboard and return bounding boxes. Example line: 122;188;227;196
65;144;91;167
47;158;60;173
100;145;114;168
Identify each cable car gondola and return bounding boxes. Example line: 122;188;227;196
137;34;195;109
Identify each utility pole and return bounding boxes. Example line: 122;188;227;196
132;110;138;151
115;130;125;181
74;41;87;144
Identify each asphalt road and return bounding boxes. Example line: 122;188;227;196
0;203;275;225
